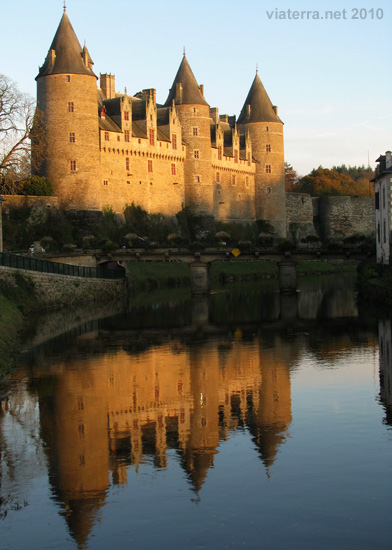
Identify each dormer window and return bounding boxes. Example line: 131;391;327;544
66;75;71;82
124;111;129;121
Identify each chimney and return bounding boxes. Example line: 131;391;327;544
385;151;392;169
273;105;278;116
199;84;204;98
100;73;115;100
210;108;219;123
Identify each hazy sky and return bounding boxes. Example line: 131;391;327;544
1;0;390;175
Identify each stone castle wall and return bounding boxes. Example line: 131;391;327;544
286;193;375;242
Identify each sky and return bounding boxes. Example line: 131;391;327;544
1;0;391;176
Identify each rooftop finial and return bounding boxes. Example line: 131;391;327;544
256;63;258;74
63;1;66;13
183;46;186;58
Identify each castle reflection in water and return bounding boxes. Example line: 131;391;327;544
2;276;389;548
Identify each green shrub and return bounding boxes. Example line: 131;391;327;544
20;176;53;196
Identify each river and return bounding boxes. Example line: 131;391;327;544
1;275;391;549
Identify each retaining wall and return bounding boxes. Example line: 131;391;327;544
0;266;126;310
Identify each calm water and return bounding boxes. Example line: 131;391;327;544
1;276;391;549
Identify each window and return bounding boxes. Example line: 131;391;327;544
216;172;220;182
375;191;380;210
126;158;130;171
149;129;155;146
266;164;272;174
66;75;71;82
232;175;236;186
218;146;222;161
194;150;199;159
266;126;269;131
150;114;153;121
378;223;381;243
247;152;251;166
172;134;177;150
124;111;129;121
117;136;120;141
195;175;200;183
105;132;109;141
148;160;153;173
193;127;198;136
124;130;130;142
69;132;75;143
171;163;176;175
266;144;271;152
246;176;249;187
68;102;74;112
103;180;108;186
234;150;238;163
127;180;130;185
383;186;386;208
70;160;76;171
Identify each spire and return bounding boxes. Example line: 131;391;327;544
36;9;96;78
164;56;208;107
237;72;281;124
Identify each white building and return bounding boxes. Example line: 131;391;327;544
373;151;392;264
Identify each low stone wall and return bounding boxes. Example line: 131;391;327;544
0;266;126;310
2;195;60;209
286;193;375;242
318;196;375;241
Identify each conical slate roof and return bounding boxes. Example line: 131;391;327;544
237;72;281;124
164;56;208;107
37;10;95;78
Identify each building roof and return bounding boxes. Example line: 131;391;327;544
237;72;281;124
36;10;95;78
164;56;208;107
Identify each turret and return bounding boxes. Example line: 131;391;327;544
35;7;101;210
164;55;213;216
238;72;286;237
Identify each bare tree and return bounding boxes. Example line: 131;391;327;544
0;74;45;194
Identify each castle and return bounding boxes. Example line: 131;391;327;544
35;8;286;236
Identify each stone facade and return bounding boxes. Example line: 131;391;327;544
372;151;392;264
34;8;286;236
286;193;375;244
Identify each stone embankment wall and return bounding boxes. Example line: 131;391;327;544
0;266;126;310
286;193;375;242
2;196;60;209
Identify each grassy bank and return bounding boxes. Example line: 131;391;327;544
126;259;355;290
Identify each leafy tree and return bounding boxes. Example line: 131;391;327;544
296;167;373;197
285;162;300;191
20;176;53;196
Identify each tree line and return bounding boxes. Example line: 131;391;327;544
285;162;375;197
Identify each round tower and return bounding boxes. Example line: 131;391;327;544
35;8;101;210
238;72;286;237
164;56;213;217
